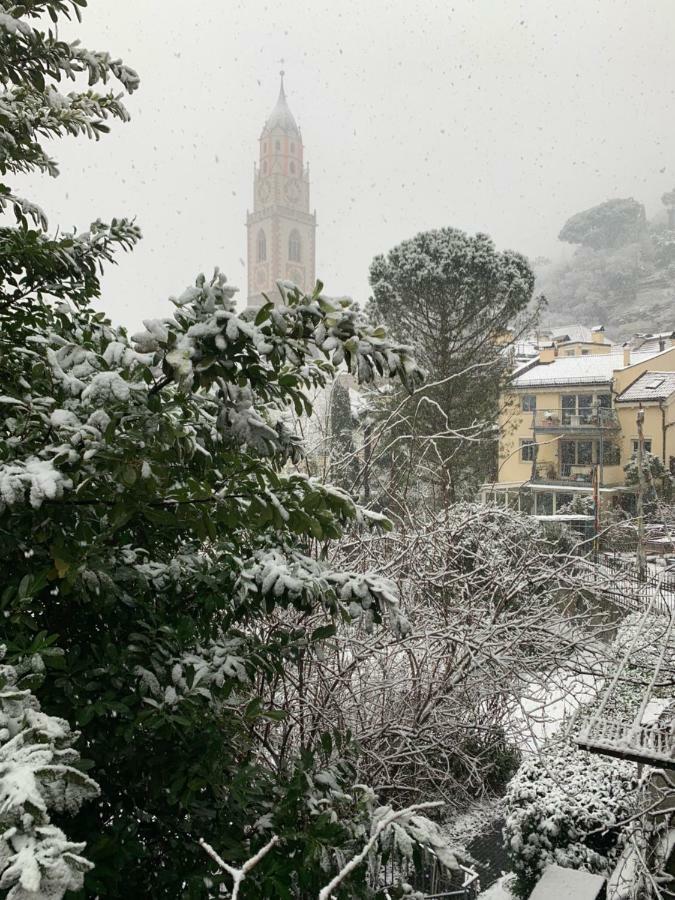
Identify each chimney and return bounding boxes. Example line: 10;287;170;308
591;325;605;345
659;336;666;352
623;342;631;367
539;345;556;363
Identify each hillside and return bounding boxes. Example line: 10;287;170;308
534;196;675;339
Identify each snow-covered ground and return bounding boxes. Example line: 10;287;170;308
480;873;516;898
510;659;602;752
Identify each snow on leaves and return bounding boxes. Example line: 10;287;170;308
0;458;71;509
237;546;410;637
504;746;636;893
0;648;99;899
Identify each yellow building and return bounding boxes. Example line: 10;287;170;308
482;341;675;516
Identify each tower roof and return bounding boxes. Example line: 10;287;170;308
261;72;300;138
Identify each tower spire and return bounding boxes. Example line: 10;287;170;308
261;66;299;138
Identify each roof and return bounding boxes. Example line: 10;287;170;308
630;332;675;352
529;864;606;900
548;324;611;345
513;350;661;388
616;370;675;403
261;73;300;138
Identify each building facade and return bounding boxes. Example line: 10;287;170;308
246;74;317;307
482;335;675;517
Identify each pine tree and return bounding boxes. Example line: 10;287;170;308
368;228;539;506
328;379;359;492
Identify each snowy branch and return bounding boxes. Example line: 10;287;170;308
317;800;444;900
198;834;279;900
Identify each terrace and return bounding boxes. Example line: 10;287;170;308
532;461;595;486
532;408;620;434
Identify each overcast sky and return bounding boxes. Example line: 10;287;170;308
18;0;675;328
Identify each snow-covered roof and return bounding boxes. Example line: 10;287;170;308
513;350;661;388
261;74;300;138
548;324;611;345
616;371;675;403
529;864;606;900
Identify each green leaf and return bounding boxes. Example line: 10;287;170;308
244;697;262;720
311;624;336;643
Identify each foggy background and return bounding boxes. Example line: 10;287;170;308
15;0;675;327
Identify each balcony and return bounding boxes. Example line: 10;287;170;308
532;408;620;434
532;462;594;485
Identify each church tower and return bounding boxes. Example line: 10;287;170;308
246;73;317;307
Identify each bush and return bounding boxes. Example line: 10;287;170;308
503;746;637;897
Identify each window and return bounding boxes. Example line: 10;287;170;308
560;439;594;476
603;443;621;466
275;140;281;151
520;439;536;461
577;440;593;465
519;490;533;514
289;161;296;174
581;349;590;355
262;161;267;174
561;393;610;424
646;377;664;390
536;492;554;515
288;229;301;262
556;492;573;512
631;439;653;454
521;394;536;412
290;142;295;153
257;229;266;262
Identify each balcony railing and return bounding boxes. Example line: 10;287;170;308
532;462;594;485
532;408;620;432
575;715;675;769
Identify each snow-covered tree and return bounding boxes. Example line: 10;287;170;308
254;504;613;812
328;378;359;492
368;229;540;505
624;450;672;497
559;198;647;251
0;647;99;900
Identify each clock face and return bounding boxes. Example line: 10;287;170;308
258;181;271;204
284;180;300;205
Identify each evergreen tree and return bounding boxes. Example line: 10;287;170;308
368;228;539;506
328;378;359;492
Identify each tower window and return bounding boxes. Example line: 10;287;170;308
288;229;301;262
289;161;295;174
290;142;295;153
275;140;281;151
262;161;267;173
257;229;267;262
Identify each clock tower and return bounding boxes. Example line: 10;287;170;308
246;73;317;308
